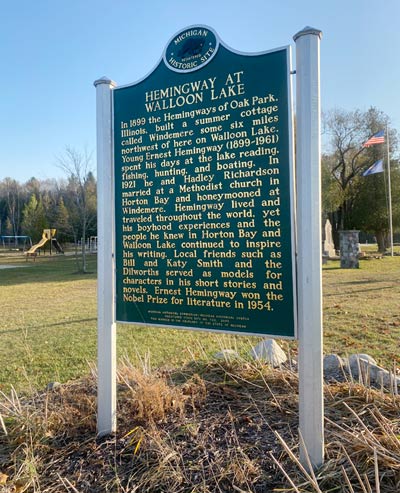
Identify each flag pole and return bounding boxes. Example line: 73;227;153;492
386;125;394;256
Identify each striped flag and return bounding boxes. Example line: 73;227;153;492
362;159;384;176
362;130;385;147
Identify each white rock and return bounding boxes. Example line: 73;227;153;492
347;354;400;390
348;354;377;378
349;353;377;365
323;354;345;375
250;339;287;367
376;369;400;389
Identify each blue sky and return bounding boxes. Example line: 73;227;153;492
1;0;399;183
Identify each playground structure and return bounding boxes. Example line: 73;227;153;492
1;235;32;251
78;236;98;253
25;229;64;258
87;236;98;253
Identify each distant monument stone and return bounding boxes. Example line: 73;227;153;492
339;230;360;268
322;219;336;258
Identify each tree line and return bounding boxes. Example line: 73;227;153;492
322;107;399;252
0;108;399;257
0;148;96;271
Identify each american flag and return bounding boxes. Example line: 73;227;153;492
362;130;385;147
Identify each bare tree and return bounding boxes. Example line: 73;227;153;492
56;147;97;273
322;107;397;249
0;178;24;237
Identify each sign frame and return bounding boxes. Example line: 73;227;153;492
95;25;324;471
112;26;297;339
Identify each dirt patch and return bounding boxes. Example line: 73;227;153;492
1;360;400;492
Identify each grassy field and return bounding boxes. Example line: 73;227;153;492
0;252;253;393
323;254;400;367
0;247;399;393
1;248;400;492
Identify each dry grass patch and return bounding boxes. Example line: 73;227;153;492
1;358;400;492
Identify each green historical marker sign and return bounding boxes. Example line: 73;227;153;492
113;26;297;338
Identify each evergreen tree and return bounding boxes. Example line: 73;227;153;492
352;160;400;252
21;195;47;241
54;197;70;244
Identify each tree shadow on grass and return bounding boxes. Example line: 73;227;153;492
324;285;395;296
0;318;97;335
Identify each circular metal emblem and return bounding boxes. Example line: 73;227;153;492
164;26;219;73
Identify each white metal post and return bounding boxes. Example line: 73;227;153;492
386;125;394;256
94;77;117;436
293;27;324;469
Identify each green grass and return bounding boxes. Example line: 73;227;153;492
0;252;254;393
323;255;400;366
0;253;98;392
1;248;399;393
360;243;400;255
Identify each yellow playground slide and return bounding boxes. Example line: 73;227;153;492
26;236;49;254
25;229;62;256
